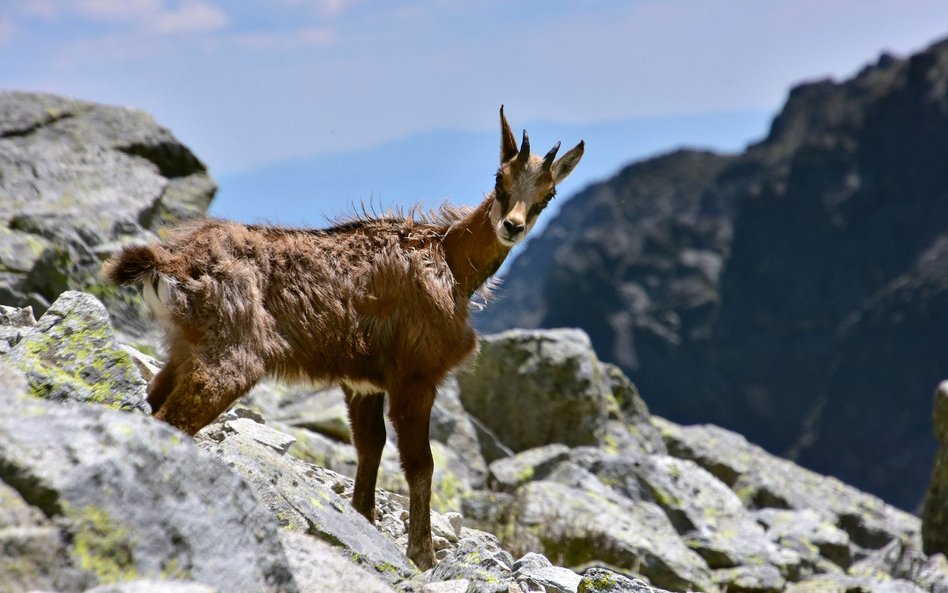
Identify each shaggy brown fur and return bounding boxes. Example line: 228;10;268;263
103;107;583;570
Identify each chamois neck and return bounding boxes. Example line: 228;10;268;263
443;193;510;298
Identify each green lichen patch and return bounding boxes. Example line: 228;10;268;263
69;505;138;584
7;292;148;413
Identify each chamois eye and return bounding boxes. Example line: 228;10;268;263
545;191;556;202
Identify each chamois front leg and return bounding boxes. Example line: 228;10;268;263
388;381;437;570
343;387;387;523
155;347;266;435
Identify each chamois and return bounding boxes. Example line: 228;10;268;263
102;107;584;570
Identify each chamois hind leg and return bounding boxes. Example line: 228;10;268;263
388;381;437;570
154;347;265;435
343;387;387;523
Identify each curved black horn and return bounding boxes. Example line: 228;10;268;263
517;130;531;165
542;141;561;170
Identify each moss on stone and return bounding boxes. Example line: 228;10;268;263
580;570;617;592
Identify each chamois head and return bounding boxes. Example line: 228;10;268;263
491;106;584;247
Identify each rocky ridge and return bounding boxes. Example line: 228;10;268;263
1;91;947;593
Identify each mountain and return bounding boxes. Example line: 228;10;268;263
479;38;948;512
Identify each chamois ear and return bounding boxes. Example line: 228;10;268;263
552;140;585;183
500;105;518;163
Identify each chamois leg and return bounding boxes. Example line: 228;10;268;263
147;350;187;414
154;349;265;435
389;382;437;570
344;388;387;523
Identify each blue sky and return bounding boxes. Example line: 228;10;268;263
3;1;948;223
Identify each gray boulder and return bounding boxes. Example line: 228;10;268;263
0;361;296;593
0;302;35;353
711;565;786;593
0;91;214;340
488;444;570;493
499;479;716;592
6;290;148;412
923;380;948;556
753;509;851;569
577;568;655;593
457;329;615;455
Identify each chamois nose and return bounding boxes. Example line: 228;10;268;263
502;219;525;236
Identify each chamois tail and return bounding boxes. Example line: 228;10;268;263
102;245;161;286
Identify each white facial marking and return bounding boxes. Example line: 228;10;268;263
492;154;550;247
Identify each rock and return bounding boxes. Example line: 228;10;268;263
426;538;515;593
602;363;666;456
0;361;297;593
923;380;948;556
275;385;352;442
6;290;148;413
195;417;416;583
421;580;472;593
847;536;946;590
500;479;716;592
279;530;397;593
431;377;489;486
657;418;920;555
211;415;298;455
912;553;948;593
488;444;570;492
0;91;215;341
784;574;929;593
457;329;614;454
619;454;784;569
711;564;786;593
512;552;553;572
753;509;851;569
0;303;35;353
514;564;582;593
577;568;655;593
119;343;162;382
